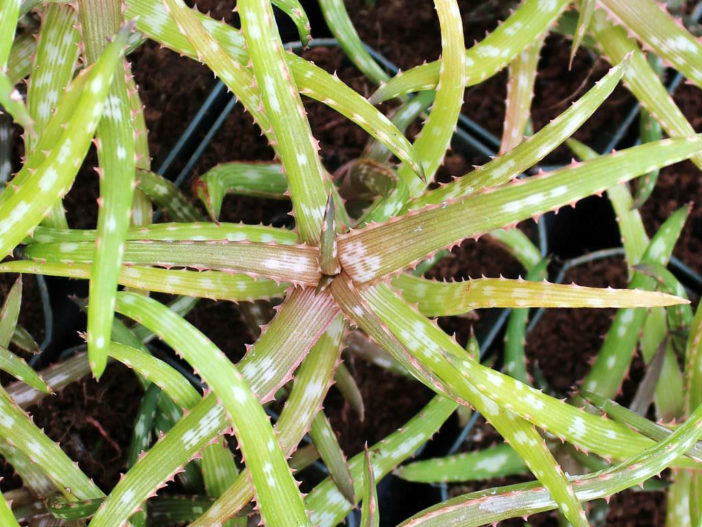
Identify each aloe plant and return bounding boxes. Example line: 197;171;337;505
1;0;702;525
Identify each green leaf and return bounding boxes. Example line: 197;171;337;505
0;345;50;393
399;400;702;526
582;206;688;399
22;238;320;286
590;9;702;170
31;221;298;245
175;315;345;526
0;24;130;258
501;33;544;154
599;0;702;89
136;170;203;222
391;274;686;317
272;0;311;46
359;283;674;463
128;0;425;184
96;289;339;527
236;0;326;245
361;0;464;220
396;443;527;483
310;411;355;503
26;1;76;226
11;324;39;355
504;259;548;384
8;351;91;408
0;276;21;347
126;383;159;468
318;0;389;84
361;447;379;527
0;260;288;302
194;163;287;221
94;292;311;527
0;390;102;500
201;439;244;527
7;32;34;84
0;0;20;69
306;396;457;527
108;341;201;410
369;0;570;102
570;0;595;66
415;60;628;206
340;137;702;283
334;362;364;421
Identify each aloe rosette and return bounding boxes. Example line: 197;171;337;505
1;0;702;525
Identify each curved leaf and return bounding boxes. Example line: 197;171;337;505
340;137;702;283
391;274;687;317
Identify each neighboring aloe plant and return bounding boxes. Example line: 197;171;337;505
0;0;702;526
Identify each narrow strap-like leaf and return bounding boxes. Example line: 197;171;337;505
78;0;140;378
400;400;702;526
583;206;688;398
94;292;311;527
194;163;287;221
334;362;364;421
395;443;527;484
487;228;542;270
0;0;20;69
392;274;686;317
201;439;245;527
306;396;457;527
136;169;202;222
500;33;544;154
318;0;389;84
272;0;311;46
415;60;627;206
360;283;667;463
22;239;320;286
590;9;702;170
0;260;288;302
0;345;50;393
237;0;326;245
11;324;40;354
0;490;20;527
370;0;570;103
0;72;34;133
7;32;34;84
26;4;79;155
361;446;379;527
0;24;129;258
126;383;159;468
8;351;91;408
600;0;702;89
310;411;355;503
361;286;588;525
25;4;79;229
166;315;345;526
340;137;702;283
0;391;102;499
570;0;595;66
31;222;298;244
128;0;425;184
504;259;548;384
108;341;200;409
0;276;21;347
361;0;463;221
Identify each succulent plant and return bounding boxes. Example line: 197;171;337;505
1;0;702;525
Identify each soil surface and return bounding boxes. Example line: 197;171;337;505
2;0;701;526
